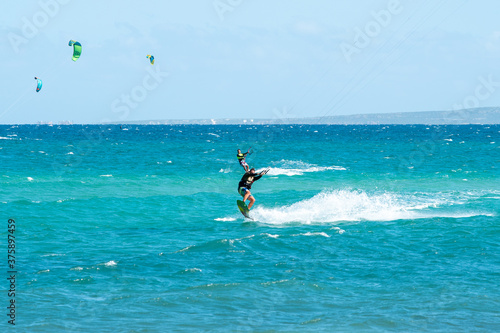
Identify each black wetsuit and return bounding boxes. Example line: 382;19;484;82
238;172;262;191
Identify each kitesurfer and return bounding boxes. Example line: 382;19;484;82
237;148;250;172
238;167;268;210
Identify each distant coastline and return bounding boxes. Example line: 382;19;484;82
33;107;500;125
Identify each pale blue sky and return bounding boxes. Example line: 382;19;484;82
1;0;499;124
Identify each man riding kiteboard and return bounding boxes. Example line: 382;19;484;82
238;167;269;210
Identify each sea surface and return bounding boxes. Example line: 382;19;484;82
1;124;499;332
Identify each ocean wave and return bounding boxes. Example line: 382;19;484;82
174;239;235;254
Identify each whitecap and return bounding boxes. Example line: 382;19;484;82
214;217;236;221
293;232;330;238
229;235;255;245
184;268;202;273
331;226;346;234
261;279;289;285
262;233;279;238
175;245;193;253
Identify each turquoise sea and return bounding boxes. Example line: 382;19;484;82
1;124;499;332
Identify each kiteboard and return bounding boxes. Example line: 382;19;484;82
237;200;253;220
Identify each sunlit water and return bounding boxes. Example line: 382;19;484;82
1;124;499;332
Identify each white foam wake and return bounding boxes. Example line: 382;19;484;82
249;189;489;225
260;159;346;176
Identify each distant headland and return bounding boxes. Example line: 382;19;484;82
31;107;500;125
104;107;500;125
